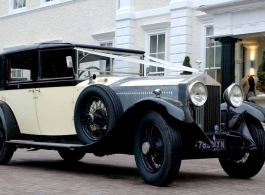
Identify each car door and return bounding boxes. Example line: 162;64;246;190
35;48;76;136
2;51;41;135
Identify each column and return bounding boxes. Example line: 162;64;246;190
115;0;135;73
115;0;135;49
169;0;192;75
216;37;238;100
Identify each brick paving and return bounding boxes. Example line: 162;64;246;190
0;149;264;195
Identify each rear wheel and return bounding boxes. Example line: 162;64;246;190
58;149;86;162
0;127;14;165
134;111;182;186
219;116;265;179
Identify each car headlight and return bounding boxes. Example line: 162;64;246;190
188;81;208;107
223;83;243;108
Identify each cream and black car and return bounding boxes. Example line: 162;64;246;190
0;43;265;187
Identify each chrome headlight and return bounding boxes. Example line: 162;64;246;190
188;81;208;107
223;83;243;108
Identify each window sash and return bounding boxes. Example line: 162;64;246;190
149;34;165;73
13;0;26;10
205;26;221;81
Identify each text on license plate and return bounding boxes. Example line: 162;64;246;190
196;139;226;150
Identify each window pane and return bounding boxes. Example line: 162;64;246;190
17;70;22;77
18;0;22;8
100;43;106;47
215;47;221;67
13;0;17;9
8;52;34;81
149;66;156;72
150;35;157;54
23;0;26;7
158;34;165;53
208;69;215;79
206;26;214;36
107;42;112;47
158;53;165;60
215;41;221;46
157;67;164;72
217;69;221;82
40;49;74;79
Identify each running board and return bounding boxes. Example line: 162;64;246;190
6;140;84;150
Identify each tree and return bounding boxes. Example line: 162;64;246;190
180;56;192;75
257;49;265;93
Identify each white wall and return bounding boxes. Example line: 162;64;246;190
0;0;116;52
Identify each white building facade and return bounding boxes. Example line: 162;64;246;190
1;0;265;89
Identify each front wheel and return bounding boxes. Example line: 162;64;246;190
219;116;265;179
58;149;86;162
134;111;182;186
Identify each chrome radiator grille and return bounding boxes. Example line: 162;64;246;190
193;85;221;133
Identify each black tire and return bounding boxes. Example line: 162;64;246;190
219;116;265;179
58;149;86;162
0;127;14;165
74;84;123;144
134;111;182;186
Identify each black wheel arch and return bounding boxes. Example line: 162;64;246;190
0;101;20;140
221;102;265;123
110;97;214;154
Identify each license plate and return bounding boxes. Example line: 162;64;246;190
195;139;226;150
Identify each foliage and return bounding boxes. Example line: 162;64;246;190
180;56;192;75
257;50;265;92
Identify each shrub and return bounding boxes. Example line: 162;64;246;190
180;56;192;75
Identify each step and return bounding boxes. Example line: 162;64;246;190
6;140;84;149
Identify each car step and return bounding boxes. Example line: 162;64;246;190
6;140;84;149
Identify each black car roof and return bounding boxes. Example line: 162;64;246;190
0;43;145;56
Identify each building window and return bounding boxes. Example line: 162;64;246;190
11;69;23;78
100;42;113;47
41;0;60;6
12;0;26;10
205;26;221;82
149;33;166;75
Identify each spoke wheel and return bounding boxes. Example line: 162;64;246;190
81;97;108;141
134;111;182;186
75;84;123;144
219;115;265;179
0;123;14;165
141;124;164;173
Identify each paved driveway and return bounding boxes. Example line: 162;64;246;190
0;149;264;195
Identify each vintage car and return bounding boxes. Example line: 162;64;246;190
0;43;264;187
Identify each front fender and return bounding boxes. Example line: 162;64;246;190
221;102;265;123
125;97;193;123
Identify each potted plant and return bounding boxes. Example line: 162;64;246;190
180;56;192;75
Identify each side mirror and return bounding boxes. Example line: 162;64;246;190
66;56;73;68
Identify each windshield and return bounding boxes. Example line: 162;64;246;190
75;48;144;79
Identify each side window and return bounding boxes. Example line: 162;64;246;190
8;52;34;82
39;49;74;79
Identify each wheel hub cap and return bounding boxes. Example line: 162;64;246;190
87;113;94;124
142;142;150;155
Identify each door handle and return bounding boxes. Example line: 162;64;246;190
35;89;40;92
28;89;34;93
